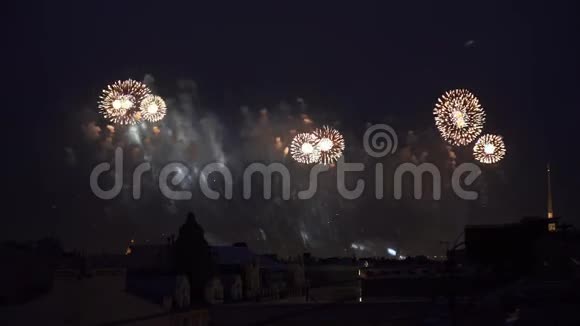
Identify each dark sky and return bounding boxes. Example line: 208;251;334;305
20;1;580;255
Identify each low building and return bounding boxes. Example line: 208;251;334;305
0;267;209;325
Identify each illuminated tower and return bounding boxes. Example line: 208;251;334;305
547;163;556;232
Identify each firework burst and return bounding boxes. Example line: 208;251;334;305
434;89;485;146
473;134;506;164
312;126;345;165
139;95;167;122
290;133;320;164
99;79;151;125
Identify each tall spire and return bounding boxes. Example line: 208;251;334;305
547;163;553;219
547;163;556;232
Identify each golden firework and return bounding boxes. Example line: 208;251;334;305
99;79;151;125
312;126;345;165
473;134;506;164
290;133;320;164
139;94;167;122
434;89;485;146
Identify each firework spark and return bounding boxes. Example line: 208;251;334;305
290;133;320;164
99;79;151;125
312;126;345;165
434;89;485;146
473;134;506;164
139;94;167;122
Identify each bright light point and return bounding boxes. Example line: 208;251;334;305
147;103;158;114
290;133;321;164
483;143;496;154
121;98;133;109
387;248;397;256
473;134;506;164
139;94;167;122
301;142;314;154
434;89;485;146
99;79;151;125
358;297;362;302
452;110;467;128
318;138;333;151
312;126;345;165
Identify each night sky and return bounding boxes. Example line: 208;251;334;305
19;2;580;256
